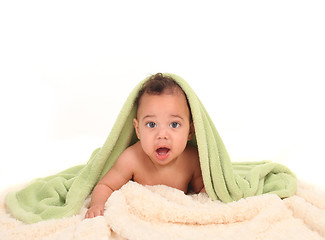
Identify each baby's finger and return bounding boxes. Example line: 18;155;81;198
85;210;95;219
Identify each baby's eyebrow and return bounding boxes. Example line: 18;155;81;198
142;115;156;121
170;114;184;120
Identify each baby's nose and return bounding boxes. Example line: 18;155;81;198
157;127;169;140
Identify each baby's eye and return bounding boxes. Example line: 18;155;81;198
146;122;157;128
169;122;180;128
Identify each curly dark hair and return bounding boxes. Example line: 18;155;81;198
135;73;192;120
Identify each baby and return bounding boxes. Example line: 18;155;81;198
85;73;204;218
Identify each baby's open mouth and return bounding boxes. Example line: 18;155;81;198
155;147;170;160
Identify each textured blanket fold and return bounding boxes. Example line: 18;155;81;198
5;73;297;224
1;181;324;240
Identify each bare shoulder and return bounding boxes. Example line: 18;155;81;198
185;144;204;193
97;142;142;189
113;142;141;171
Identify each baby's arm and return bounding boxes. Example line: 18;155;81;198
189;154;205;193
85;149;135;218
190;168;205;193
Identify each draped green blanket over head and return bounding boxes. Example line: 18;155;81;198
5;73;297;224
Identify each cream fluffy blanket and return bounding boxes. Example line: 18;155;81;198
1;181;324;240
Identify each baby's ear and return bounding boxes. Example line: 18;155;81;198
188;122;195;140
133;118;140;140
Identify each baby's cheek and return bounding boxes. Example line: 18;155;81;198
176;136;189;152
140;139;153;155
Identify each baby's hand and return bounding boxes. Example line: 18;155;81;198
85;205;105;219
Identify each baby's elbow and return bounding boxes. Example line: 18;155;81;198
190;180;205;194
199;186;206;193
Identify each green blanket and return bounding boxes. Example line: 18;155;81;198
5;73;297;224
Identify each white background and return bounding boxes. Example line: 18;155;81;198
0;1;324;193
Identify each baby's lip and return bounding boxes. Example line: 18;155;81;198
155;147;170;160
156;147;170;153
156;145;170;151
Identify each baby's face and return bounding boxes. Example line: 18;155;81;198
133;90;193;166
